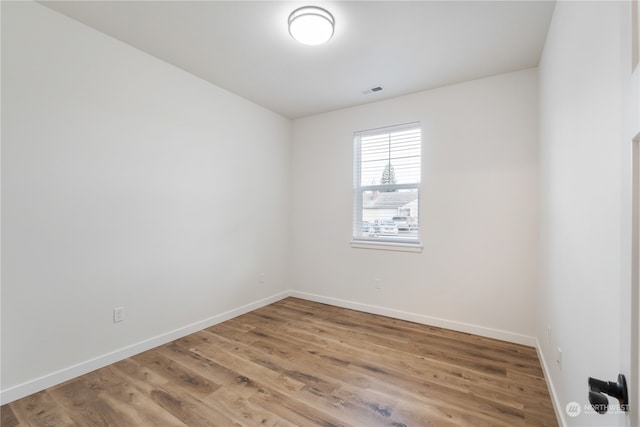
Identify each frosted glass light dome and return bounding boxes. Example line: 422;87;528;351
288;6;334;46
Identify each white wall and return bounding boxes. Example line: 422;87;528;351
1;1;290;402
290;69;539;344
629;1;640;423
538;2;628;426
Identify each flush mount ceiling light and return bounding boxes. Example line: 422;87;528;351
288;6;335;46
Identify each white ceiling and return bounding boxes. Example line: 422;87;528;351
41;1;555;119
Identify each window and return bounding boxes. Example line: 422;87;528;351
353;122;421;247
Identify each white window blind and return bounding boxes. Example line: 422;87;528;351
353;122;421;244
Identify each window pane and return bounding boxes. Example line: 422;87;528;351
355;189;419;242
360;127;421;186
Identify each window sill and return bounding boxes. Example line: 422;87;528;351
350;240;423;253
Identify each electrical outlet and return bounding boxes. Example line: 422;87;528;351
113;306;125;323
375;278;381;290
259;273;265;284
556;347;562;369
548;326;552;344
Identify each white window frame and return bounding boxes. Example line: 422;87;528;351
351;122;422;252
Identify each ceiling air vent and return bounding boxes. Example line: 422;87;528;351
362;86;383;95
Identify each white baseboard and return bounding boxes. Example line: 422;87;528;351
290;291;537;347
1;289;541;406
535;339;566;427
0;291;292;405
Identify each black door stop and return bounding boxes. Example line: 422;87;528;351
588;374;629;414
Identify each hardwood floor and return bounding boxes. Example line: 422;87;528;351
1;297;558;426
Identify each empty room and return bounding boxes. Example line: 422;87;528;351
1;1;638;426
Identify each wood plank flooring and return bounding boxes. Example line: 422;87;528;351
1;297;558;426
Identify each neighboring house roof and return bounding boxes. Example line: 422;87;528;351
363;190;418;209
